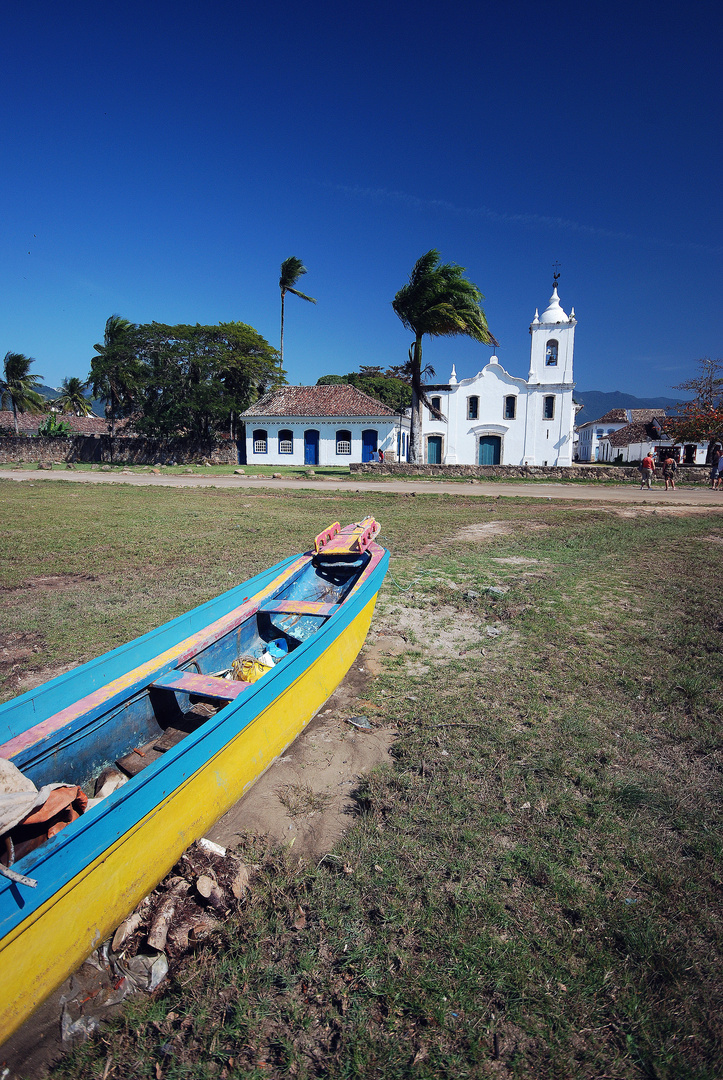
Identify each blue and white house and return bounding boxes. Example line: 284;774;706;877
421;284;578;466
240;384;410;466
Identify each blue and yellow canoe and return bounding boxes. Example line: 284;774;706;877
0;518;388;1043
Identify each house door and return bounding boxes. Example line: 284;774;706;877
478;435;501;465
361;429;378;463
427;435;442;464
304;429;319;466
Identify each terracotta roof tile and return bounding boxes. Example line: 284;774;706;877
241;384;395;418
605;417;669;447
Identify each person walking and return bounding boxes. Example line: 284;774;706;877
708;453;721;492
639;451;656;490
662;454;677;491
709;446;721;488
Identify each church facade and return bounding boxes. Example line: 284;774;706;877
420;284;577;466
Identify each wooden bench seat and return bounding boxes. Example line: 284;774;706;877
151;670;250;700
258;600;340;617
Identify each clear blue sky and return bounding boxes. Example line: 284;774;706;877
1;0;720;399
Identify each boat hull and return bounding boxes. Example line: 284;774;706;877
0;532;388;1044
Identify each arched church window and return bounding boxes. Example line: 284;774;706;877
504;396;517;420
467;396;479;420
545;340;558;366
543;396;555;420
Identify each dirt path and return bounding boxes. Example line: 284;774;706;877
3;467;723;505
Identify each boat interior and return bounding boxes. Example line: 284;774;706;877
3;549;372;806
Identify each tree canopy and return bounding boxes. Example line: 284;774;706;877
88;318;284;438
55;376;93;416
132;321;284;438
1;352;45;434
89;315;141;436
279;257;316;367
392;250;497;464
668;358;723;450
317;365;412;411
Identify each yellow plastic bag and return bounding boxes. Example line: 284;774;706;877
232;657;271;684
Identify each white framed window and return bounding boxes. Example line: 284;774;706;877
546;340;558;366
467;396;479;420
543;396;555;420
278;428;293;454
504;395;516;420
253;429;267;454
430;396;442;417
336;429;352;455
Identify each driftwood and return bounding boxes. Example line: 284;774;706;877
147;879;191;951
111;911;143;952
168;913;219;951
231;861;250;899
195;874;229;914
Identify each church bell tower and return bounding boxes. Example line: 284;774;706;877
528;271;576;385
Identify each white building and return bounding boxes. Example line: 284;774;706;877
598;416;708;465
421;283;577;466
576;409;662;462
240;384;410;466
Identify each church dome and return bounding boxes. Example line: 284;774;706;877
539;286;568;324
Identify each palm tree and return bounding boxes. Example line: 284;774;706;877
392;250;498;464
89;315;138;436
55;376;92;416
0;352;45;434
279;257;316;367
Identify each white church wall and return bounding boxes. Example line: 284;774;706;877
422;283;577;467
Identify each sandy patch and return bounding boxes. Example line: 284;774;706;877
207;640;397;860
0;573;97;593
492;556;541;565
604;506;723;519
452;521;514;541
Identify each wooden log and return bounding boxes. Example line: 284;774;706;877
195;874;229;914
111;911;143;952
147;880;190;951
231;860;250;900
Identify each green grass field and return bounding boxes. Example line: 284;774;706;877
2;480;722;1078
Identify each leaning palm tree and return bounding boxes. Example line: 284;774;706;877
392;250;498;464
55;376;93;416
279;257;316;367
0;352;45;434
89;315;137;436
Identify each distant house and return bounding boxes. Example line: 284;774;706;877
575;409;664;462
239;385;410;467
0;411;121;436
598;415;708;465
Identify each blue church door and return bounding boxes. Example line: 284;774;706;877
478;435;501;465
304;429;319;465
427;436;442;464
361;429;378;462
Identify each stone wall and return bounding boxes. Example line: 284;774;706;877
0;435;238;466
351;462;711;482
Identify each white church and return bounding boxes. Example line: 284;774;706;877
420;281;577;466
